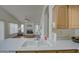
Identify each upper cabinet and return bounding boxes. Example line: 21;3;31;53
69;6;79;28
53;5;68;29
53;5;79;29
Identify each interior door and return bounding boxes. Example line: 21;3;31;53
0;21;4;40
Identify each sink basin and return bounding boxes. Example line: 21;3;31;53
22;40;50;47
22;40;38;47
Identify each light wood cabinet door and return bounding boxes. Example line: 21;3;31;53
54;5;79;29
69;6;79;28
54;5;68;29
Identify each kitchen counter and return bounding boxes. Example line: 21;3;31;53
18;39;79;51
0;38;79;52
0;38;28;52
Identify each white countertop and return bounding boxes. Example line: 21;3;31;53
0;38;79;52
0;38;26;52
19;39;79;51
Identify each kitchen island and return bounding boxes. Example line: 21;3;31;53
0;38;79;53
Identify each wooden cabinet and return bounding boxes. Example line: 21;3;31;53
53;5;68;29
69;6;79;28
53;5;79;29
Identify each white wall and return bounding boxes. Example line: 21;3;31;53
9;23;18;34
0;6;21;39
0;21;4;40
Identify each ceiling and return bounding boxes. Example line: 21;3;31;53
1;5;44;24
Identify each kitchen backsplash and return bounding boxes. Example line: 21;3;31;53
74;29;79;36
55;29;75;40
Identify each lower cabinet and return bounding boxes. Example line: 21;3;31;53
78;50;79;53
56;50;78;53
16;50;79;53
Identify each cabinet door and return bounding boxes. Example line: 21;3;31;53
69;6;79;28
54;5;68;29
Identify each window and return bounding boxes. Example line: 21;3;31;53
21;24;24;32
35;25;39;34
9;23;18;34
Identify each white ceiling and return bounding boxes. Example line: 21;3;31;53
1;5;44;24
